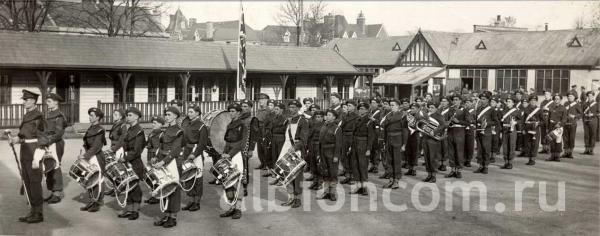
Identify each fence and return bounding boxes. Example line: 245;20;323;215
0;103;78;128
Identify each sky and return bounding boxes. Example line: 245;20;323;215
160;1;597;35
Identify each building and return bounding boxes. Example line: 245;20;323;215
0;0;168;38
0;31;365;126
326;36;412;97
373;29;600;100
473;15;528;33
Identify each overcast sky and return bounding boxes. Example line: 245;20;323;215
162;1;596;35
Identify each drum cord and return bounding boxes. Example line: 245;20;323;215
180;175;197;192
115;181;130;208
159;188;169;213
223;179;242;206
90;178;102;202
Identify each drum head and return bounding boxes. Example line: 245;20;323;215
201;110;232;154
42;158;56;174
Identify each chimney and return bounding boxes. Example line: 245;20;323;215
357;11;366;36
189;18;197;26
205;21;214;40
544;23;548;31
494;15;501;26
152;9;161;26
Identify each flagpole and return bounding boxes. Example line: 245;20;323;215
236;0;243;100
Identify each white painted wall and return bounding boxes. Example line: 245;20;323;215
487;69;496;91
11;71;42;104
296;77;317;99
571;69;600;91
448;69;460;79
527;69;536;92
134;75;148;103
167;78;176;101
79;73;113;123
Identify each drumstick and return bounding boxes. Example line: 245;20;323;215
4;130;30;204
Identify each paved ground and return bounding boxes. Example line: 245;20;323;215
0;125;598;236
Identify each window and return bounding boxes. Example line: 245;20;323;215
536;69;569;95
283;30;291;43
0;74;10;104
337;78;350;99
218;77;235;101
284;76;296;99
496;69;527;92
114;77;135;103
460;69;488;91
148;76;168;103
188;78;213;102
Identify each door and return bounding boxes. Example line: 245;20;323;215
56;73;80;124
461;78;474;92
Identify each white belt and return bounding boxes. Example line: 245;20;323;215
450;125;465;128
23;139;38;143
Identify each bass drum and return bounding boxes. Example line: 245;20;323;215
201;110;232;154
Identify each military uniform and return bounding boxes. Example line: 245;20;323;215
181;115;208;209
368;107;383;173
491;104;504;160
547;101;567;161
81;123;107;211
17;105;46;219
539;98;555;153
378;108;393;178
464;106;477;166
382;110;407;187
156;124;183;214
439;106;451;170
447;104;471;176
404;107;421;175
122;123;146;206
522;104;541;164
285;113;309;202
270;112;288;170
43;107;67;201
318;119;342;200
562;100;582;158
146;128;163;164
340;111;358;182
500;105;521;168
351;111;375;193
220;109;248;219
475;103;497;173
240;111;258;194
583;99;599;154
255;105;272;170
422;111;446;182
109;118;128;151
307;116;324;188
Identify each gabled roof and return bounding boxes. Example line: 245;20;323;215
0;31;360;75
326;36;413;66
373;66;445;85
418;29;600;67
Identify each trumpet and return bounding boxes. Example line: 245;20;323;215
415;119;444;141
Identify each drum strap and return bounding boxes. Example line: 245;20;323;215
526;107;540;122
477;106;492;120
501;108;518;122
584;102;596;114
287;126;296;146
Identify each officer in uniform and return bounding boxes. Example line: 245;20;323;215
79;108;107;213
105;108;128;195
446;95;471;178
269;102;287;186
522;96;541;165
463;97;477;167
219;103;248;219
546;94;567;162
499;97;521;169
43;93;68;204
514;91;525;152
438;97;451;172
255;93;272;173
368;98;383;173
144;116;164;204
10;90;45;223
152;106;183;228
582;91;599;154
317;109;342;201
475;91;497;174
351;102;375;195
539;91;555;154
117;107;146;220
181;105;208;212
340;100;358;184
562;92;582;158
382;99;408;189
280;100;309;208
307;110;325;190
422;102;446;183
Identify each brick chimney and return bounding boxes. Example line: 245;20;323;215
544;23;548;31
494;15;501;26
205;21;214;40
357;11;366;36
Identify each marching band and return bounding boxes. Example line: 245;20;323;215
6;88;600;226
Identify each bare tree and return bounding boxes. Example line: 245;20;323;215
591;1;600;30
276;0;305;46
0;0;56;32
504;16;517;27
573;15;586;29
303;1;329;46
275;0;331;47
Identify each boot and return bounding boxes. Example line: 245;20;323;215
128;211;139;220
474;166;484;173
80;202;94;211
581;147;589;155
455;170;462;178
463;161;472;167
526;159;535;165
382;180;393;189
182;202;194;211
489;156;496;163
162;217;177;228
500;162;509;169
46;195;61;204
405;169;416;176
438;164;447;172
118;211;133;218
360;187;369;196
340;177;354;185
231;209;242;219
422;173;432;182
501;162;513;169
390;179;399;189
208;179;218;185
539;146;549;154
220;208;235;218
481;167;488;174
444;171;456;178
18;212;33;223
401;163;408;169
25;212;43;224
281;197;295;206
145;197;159;205
428;173;436;183
104;189;115;196
291;198;302;208
153;216;168;226
87;202;100;212
379;173;390;179
188;202;200;212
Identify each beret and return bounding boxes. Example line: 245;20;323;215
88;107;104;119
240;99;253;107
288;100;302;107
227;103;242;112
330;92;342;100
47;93;63;102
258;93;270;100
164;106;181;117
151;116;165;124
357;102;369;110
302;97;314;104
126;107;142;118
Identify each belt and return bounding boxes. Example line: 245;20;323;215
387;131;403;136
321;143;335;148
450;125;465;128
355;136;368;141
23;139;38;143
273;133;285;136
185;143;198;148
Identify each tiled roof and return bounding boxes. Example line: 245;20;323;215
0;31;360;75
420;29;600;67
373;66;445;85
326;36;413;66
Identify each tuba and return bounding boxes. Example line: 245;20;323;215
415;119;444;141
406;112;417;128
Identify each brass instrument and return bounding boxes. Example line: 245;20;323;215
406;112;417;128
476;118;487;132
415;119;444;141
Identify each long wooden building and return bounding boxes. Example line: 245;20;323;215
0;31;365;126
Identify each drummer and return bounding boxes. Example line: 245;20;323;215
219;103;247;220
106;108;128;196
268;102;288;186
181;105;208;212
281;100;309;209
78;108;107;213
144;116;164;205
117;107;146;220
152;106;183;228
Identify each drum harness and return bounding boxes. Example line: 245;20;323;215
181;123;207;192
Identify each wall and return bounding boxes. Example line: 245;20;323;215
571;69;600;91
79;72;113;122
10;71;44;104
134;75;148;103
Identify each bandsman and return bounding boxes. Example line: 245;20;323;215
180;105;209;211
545;94;567;162
562;92;582;158
268;102;288;186
421;102;447;183
499;97;521;169
438;97;451;171
105;108;128;196
463;97;477;167
582;91;599;154
144;116;164;204
78;108;107;213
255;93;272;174
43;93;68;204
446;95;471;178
317;109;342;201
281;100;309;208
307;110;325;190
351;102;375;195
117;107;146;220
381;99;408;188
339;100;359;184
522;96;541;165
474;91;497;174
539;91;555;154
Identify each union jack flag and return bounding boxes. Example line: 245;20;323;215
237;5;247;96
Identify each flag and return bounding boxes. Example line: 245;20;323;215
237;3;247;99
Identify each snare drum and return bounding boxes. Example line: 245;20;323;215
144;166;179;199
105;162;139;193
210;158;241;189
273;150;306;186
180;159;200;184
69;159;101;189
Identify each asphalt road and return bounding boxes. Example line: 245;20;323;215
0;126;598;236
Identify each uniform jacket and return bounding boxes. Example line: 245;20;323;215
475;105;498;135
583;101;600;122
181;116;209;157
123;123;146;175
146;129;164;154
353;113;375;151
286;114;310;151
564;101;582;125
19;108;46;145
382;110;408;147
44;108;67;145
82;124;106;159
158;124;183;164
549;104;567;127
109;119;128;151
223;116;248;157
